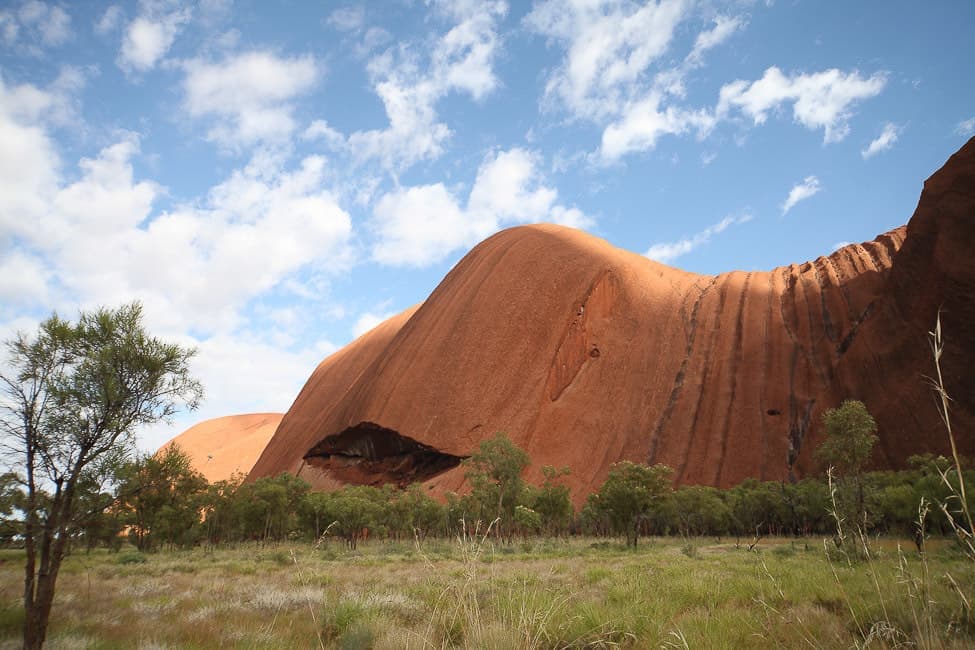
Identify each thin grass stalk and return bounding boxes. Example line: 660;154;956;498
289;548;326;650
928;313;975;558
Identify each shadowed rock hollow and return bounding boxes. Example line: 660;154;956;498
249;138;975;504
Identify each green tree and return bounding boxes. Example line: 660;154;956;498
594;461;673;547
0;303;202;649
388;484;443;542
200;473;245;546
672;485;730;537
0;472;25;546
463;432;530;540
330;487;383;549
299;491;335;541
240;473;310;543
117;443;208;551
532;465;573;537
815;399;878;528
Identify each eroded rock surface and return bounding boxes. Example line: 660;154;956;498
249;139;975;504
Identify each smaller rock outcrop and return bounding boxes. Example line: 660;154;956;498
158;413;283;483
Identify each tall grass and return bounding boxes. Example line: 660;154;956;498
928;313;975;560
787;315;975;650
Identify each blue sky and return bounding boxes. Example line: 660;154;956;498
1;0;973;451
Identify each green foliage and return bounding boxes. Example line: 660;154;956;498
386;483;444;542
463;431;530;539
532;465;574;537
815;399;879;528
117;443;208;551
592;461;673;547
816;400;879;477
0;302;202;649
116;551;147;565
513;505;542;536
672;486;730;537
329;487;383;549
0;473;25;545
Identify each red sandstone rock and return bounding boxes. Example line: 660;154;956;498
249;138;975;505
160;413;282;483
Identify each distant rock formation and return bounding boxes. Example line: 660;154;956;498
160;413;282;483
249;138;974;504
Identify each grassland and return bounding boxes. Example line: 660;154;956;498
0;535;972;649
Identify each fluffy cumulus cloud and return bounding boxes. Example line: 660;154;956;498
182;51;319;148
0;1;72;52
718;67;887;143
861;122;900;159
118;1;190;72
781;175;821;215
141;331;337;451
1;74;353;335
0;249;51;305
0;73;356;449
524;1;886;163
371;147;591;266
347;1;507;171
0;69;82;240
645;213;751;263
600;92;716;160
525;0;688;120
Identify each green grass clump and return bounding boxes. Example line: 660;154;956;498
115;550;147;565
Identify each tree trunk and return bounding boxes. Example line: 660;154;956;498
23;527;69;650
24;573;59;650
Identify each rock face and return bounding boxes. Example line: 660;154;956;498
249;138;975;504
160;413;283;483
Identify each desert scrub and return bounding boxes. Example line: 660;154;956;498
0;538;971;648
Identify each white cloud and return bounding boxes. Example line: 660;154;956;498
781;175;821;215
600;92;716;160
372;183;466;267
0;1;71;52
0;73;356;452
525;0;689;121
347;1;507;171
687;14;744;66
524;3;754;162
328;6;364;32
645;214;751;263
718;66;886;143
140;332;337;452
0;72;72;237
25;1;71;46
1;76;353;334
182;51;319;149
955;116;975;137
371;147;591;266
0;250;51;305
832;241;852;251
861;122;900;159
303;119;346;150
356;26;391;57
95;5;122;35
352;310;396;339
118;4;190;72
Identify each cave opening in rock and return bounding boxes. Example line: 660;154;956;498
303;422;465;488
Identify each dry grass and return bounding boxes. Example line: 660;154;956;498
0;535;971;649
